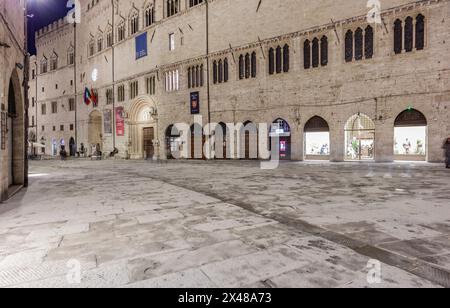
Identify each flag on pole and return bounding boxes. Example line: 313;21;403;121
91;88;98;107
83;87;92;105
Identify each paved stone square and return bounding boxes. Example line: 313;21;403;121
0;159;449;288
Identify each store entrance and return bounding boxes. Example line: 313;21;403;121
143;127;155;160
345;113;375;161
394;109;427;161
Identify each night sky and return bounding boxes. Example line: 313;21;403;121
28;0;71;55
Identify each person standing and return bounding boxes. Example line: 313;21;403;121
443;138;450;169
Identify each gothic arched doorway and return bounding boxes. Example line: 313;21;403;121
165;125;181;159
6;69;25;190
128;96;158;159
240;121;258;159
394;108;427;161
270;118;291;160
304;116;330;160
345;113;375;161
215;122;229;159
88;110;102;156
190;123;205;159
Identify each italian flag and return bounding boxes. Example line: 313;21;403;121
83;88;92;106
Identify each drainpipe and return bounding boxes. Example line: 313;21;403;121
205;0;212;159
111;0;116;150
73;20;78;152
35;61;38;152
23;1;29;187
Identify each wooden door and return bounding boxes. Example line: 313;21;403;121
143;127;155;159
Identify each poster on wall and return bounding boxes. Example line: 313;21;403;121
115;107;125;137
135;32;148;60
103;110;112;134
190;92;200;114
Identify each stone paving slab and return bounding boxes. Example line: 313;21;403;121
0;160;448;288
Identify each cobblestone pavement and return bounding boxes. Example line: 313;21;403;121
0;159;449;288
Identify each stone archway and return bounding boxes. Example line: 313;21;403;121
344;113;375;161
128;96;159;160
270;118;291;160
6;68;25;190
394;108;428;161
304;116;330;160
88;110;102;156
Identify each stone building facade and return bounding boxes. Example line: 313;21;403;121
0;0;26;201
29;0;450;163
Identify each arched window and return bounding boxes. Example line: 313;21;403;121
145;5;155;27
239;55;244;79
320;36;328;66
304;40;311;69
218;60;223;83
275;46;282;73
213;61;218;84
312;38;319;68
106;27;113;47
189;0;204;7
188;67;192;88
130;11;139;35
50;53;58;71
268;48;274;75
365;26;374;59
167;0;179;17
191;65;196;88
394;19;403;54
196;65;200;87
283;44;290;73
251;52;257;78
224;58;229;82
88;39;95;57
67;46;74;65
117;21;126;42
415;14;425;50
404;16;414;52
355;28;363;61
97;35;103;52
345;30;353;62
245;53;250;79
40;57;48;74
193;66;197;88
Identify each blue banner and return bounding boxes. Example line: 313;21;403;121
190;92;200;114
135;32;148;60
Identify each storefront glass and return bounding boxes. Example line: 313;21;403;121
344;114;375;161
305;132;330;155
394;126;426;156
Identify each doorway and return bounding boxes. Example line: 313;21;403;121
88;110;102;155
345;113;375;161
394;109;427;161
270;118;291;160
143;127;155;159
5;69;25;193
190;123;205;159
69;137;76;157
304;116;330;160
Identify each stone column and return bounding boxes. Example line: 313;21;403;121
330;123;345;162
375;120;394;162
290;126;303;161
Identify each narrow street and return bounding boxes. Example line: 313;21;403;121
0;160;448;288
